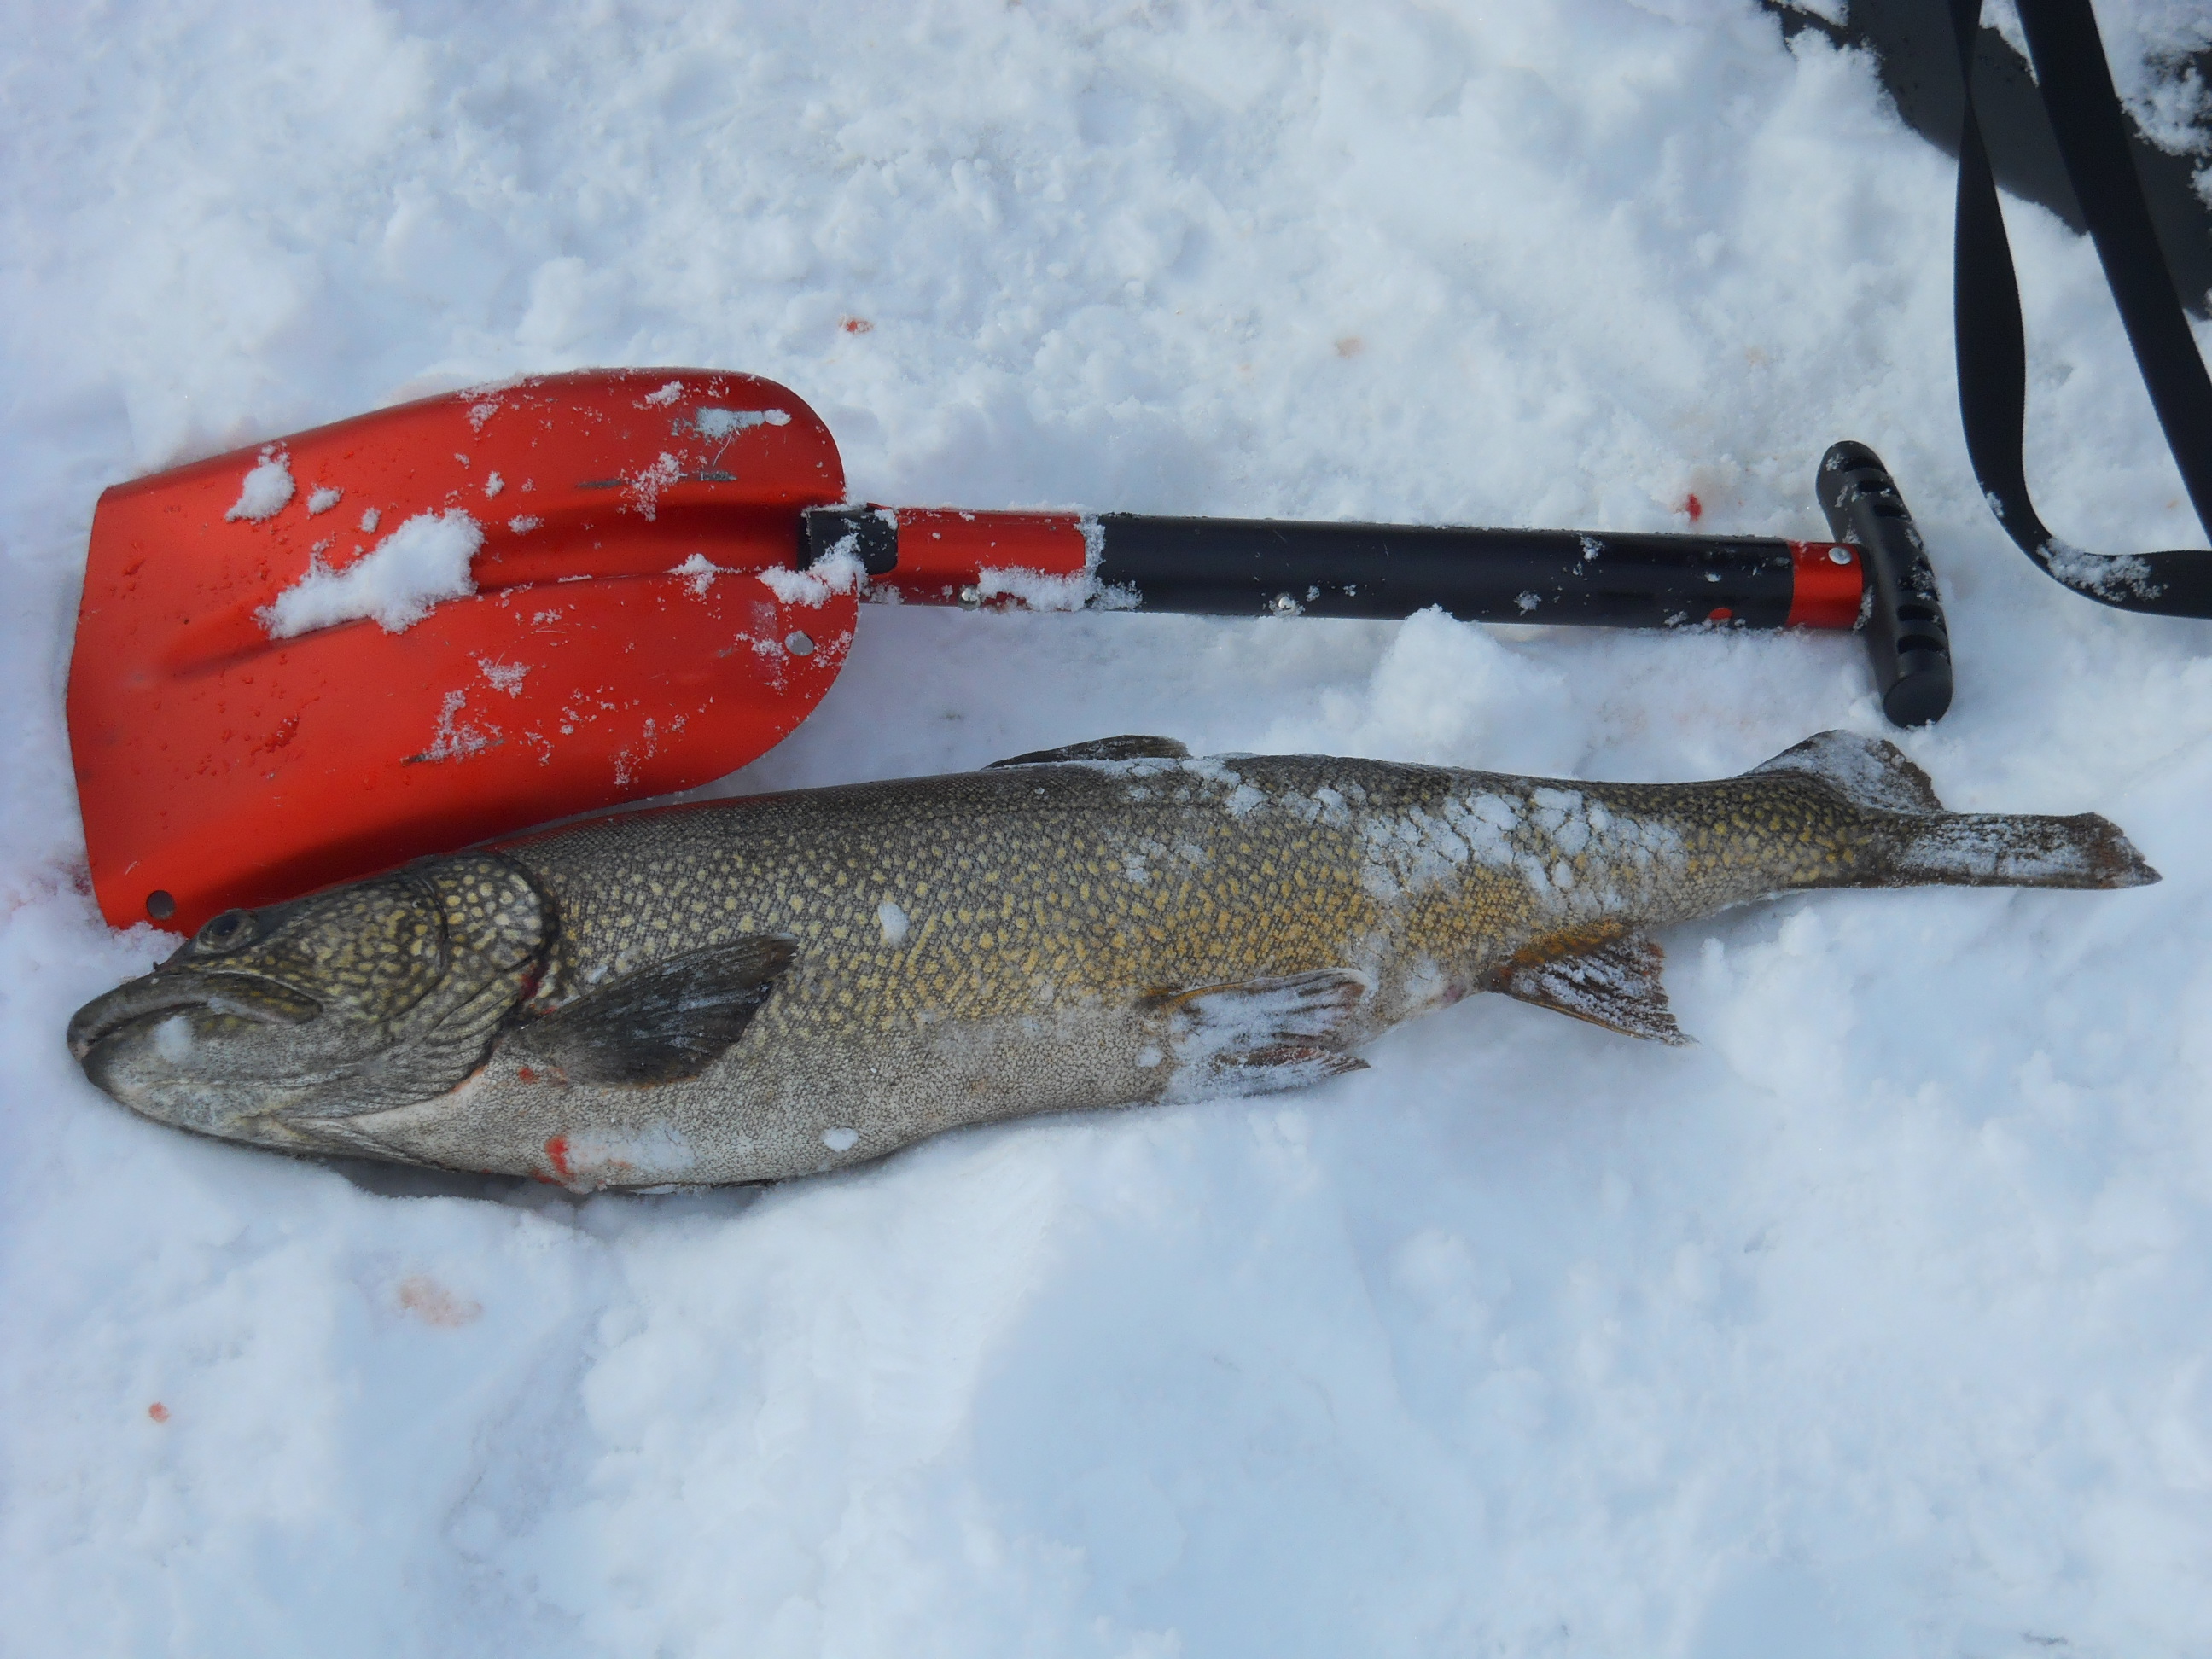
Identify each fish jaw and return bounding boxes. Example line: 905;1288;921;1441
68;968;341;1144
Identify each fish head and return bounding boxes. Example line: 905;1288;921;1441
69;853;550;1152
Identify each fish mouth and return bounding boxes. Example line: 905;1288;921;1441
67;970;323;1062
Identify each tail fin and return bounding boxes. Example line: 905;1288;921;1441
1749;731;2160;891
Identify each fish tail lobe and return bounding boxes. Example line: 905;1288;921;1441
1880;812;2159;891
1749;730;2158;891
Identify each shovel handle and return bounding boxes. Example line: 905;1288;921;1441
803;508;1864;629
803;440;1952;725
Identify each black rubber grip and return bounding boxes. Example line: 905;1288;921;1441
1818;441;1953;726
1091;516;1797;629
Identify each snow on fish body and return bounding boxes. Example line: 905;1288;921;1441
69;732;2157;1190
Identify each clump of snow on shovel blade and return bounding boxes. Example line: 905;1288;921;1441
696;407;790;438
224;448;295;521
757;544;867;607
259;509;484;637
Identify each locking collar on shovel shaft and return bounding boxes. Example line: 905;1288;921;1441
69;368;1946;936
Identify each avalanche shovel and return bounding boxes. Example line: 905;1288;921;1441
68;368;1948;934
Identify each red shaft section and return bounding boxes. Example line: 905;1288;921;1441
1786;541;1866;629
876;509;1088;603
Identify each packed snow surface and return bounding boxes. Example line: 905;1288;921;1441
5;3;2212;1655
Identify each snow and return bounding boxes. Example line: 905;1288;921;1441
223;447;294;521
5;3;2212;1656
696;405;793;437
975;562;1097;611
669;551;723;595
478;657;530;697
758;545;868;607
259;509;485;637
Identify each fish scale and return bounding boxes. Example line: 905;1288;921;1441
68;732;2157;1190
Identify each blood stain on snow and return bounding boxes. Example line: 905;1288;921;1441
396;1274;482;1329
147;1402;170;1423
1680;493;1703;522
544;1134;573;1181
841;316;874;334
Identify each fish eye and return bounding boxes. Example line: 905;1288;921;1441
195;910;255;952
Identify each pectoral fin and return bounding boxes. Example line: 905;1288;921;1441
1499;936;1688;1045
1151;969;1373;1101
511;936;797;1085
988;735;1190;768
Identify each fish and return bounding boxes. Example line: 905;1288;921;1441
69;731;2157;1190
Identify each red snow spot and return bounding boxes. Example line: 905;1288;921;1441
147;1401;170;1423
544;1134;573;1181
516;1066;538;1083
397;1273;482;1328
1680;493;1703;522
841;316;874;335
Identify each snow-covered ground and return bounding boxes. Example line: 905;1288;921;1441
6;1;2212;1652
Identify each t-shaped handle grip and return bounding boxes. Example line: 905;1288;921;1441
1818;440;1954;727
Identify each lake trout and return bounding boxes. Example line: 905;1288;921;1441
69;731;2156;1190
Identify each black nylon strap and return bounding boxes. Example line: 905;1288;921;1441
1951;0;2212;614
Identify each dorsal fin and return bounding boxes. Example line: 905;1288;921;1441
1747;730;1946;815
508;935;796;1086
987;735;1190;768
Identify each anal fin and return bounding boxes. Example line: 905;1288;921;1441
1152;969;1372;1102
1499;936;1688;1045
988;735;1190;768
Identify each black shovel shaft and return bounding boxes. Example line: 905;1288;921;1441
800;440;1949;725
806;511;1858;629
1088;515;1812;628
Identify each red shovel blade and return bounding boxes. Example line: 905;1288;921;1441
68;370;853;934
